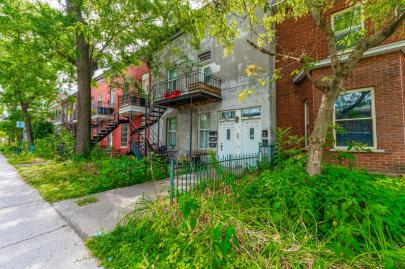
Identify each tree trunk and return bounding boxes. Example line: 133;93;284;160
66;0;92;156
74;37;92;155
20;102;33;149
306;88;341;176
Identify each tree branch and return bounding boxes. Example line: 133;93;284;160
305;1;339;72
340;9;405;78
246;39;301;61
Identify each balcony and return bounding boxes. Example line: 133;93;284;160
118;92;147;116
153;70;221;108
91;106;114;120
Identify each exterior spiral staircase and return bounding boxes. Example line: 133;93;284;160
91;95;167;159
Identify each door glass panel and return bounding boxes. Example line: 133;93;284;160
226;129;230;140
250;128;254;139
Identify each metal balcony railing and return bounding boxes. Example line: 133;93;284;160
152;70;221;102
118;92;147;108
91;106;114;116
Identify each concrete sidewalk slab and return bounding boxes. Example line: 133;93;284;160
53;180;169;238
0;154;99;269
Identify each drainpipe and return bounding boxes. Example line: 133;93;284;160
189;97;193;159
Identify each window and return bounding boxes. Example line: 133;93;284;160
332;6;363;51
121;123;128;147
198;114;210;149
241;107;261;117
98;95;102;107
304;100;309;146
334;88;375;148
198;51;211;63
219;110;236;120
142;73;150;94
110;89;115;106
167;69;177;91
108;133;112;148
167;118;176;148
202;65;211;83
249;128;255;139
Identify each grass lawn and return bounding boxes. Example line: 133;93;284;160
16;160;102;202
11;154;168;203
87;165;405;268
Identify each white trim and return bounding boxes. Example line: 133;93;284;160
198;113;211;149
331;5;364;53
304;100;309;146
333;87;377;150
330;148;385;153
292;40;405;83
167;117;177;149
316;40;405;69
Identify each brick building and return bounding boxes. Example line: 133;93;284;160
91;64;151;155
275;2;405;173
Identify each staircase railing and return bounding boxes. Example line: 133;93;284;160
128;118;148;156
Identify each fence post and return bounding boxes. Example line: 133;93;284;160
170;159;174;205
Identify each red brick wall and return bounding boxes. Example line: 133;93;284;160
91;63;151;154
275;2;405;173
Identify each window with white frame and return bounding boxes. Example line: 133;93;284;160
98;95;102;107
167;69;177;91
332;5;364;51
334;88;375;148
198;113;210;149
110;89;115;106
167;117;177;148
142;73;150;94
121;123;128;147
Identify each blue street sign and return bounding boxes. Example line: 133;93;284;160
16;121;25;128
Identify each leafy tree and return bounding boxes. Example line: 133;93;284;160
202;0;404;175
0;18;61;148
0;0;200;155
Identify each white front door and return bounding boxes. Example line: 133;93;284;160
241;119;261;155
218;121;236;159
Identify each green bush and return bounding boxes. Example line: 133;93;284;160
96;155;168;192
88;163;404;268
240;163;405;265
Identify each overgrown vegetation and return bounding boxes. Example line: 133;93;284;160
87;161;404;268
15;154;168;203
1;140;169;203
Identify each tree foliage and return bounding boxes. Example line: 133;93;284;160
201;0;405;175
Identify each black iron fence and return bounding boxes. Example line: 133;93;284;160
169;144;275;203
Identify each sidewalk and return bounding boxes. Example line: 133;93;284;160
0;154;99;269
53;180;169;238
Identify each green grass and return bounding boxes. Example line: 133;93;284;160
87;164;404;268
13;154;168;203
16;160;102;202
76;195;98;206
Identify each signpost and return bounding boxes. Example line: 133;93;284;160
16;121;25;129
16;121;25;150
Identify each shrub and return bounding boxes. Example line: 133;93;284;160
88;164;404;268
96;155;168;192
273;127;306;166
240;163;404;265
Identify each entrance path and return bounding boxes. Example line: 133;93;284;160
0;154;100;269
53;180;169;238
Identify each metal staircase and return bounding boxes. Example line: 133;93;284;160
91;112;128;144
90;93;168;159
128;100;167;159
